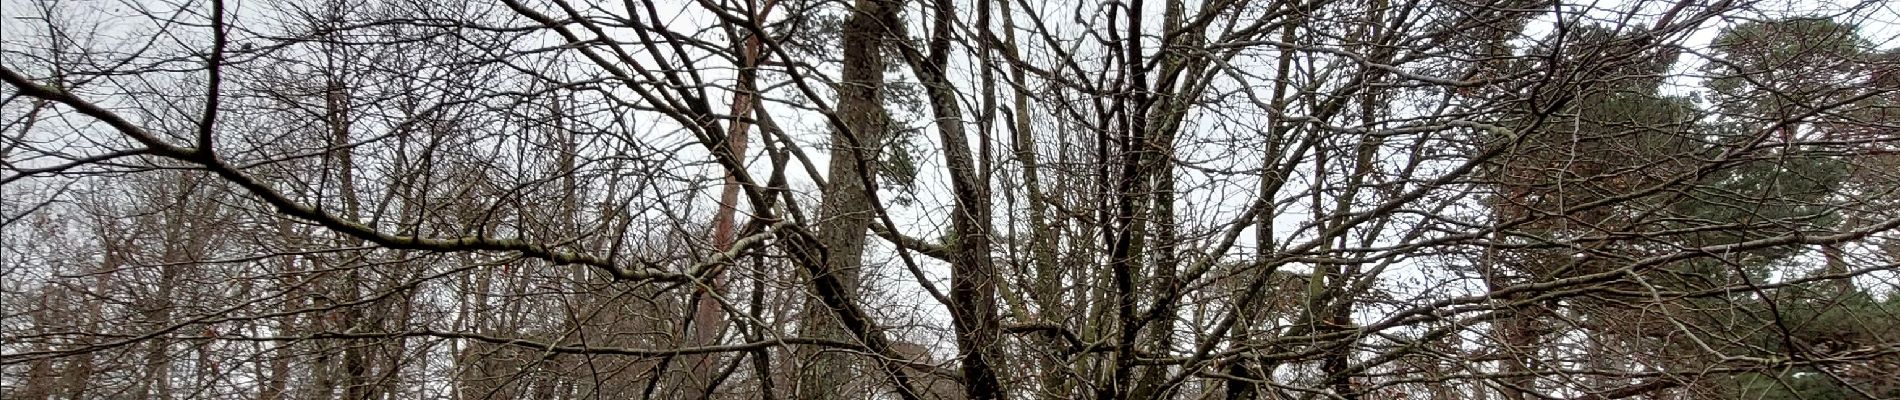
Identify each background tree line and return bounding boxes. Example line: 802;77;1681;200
2;0;1897;398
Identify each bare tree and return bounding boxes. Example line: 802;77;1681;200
5;0;1900;399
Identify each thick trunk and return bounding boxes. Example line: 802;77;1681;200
684;4;771;396
327;75;376;400
795;0;899;396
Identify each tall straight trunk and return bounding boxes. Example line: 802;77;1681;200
893;0;1006;396
322;75;376;400
685;3;771;395
263;224;296;400
796;0;899;396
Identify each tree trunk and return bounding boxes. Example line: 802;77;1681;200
796;0;899;397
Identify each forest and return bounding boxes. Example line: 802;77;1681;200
2;0;1898;398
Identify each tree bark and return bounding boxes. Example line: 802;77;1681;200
796;0;900;396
